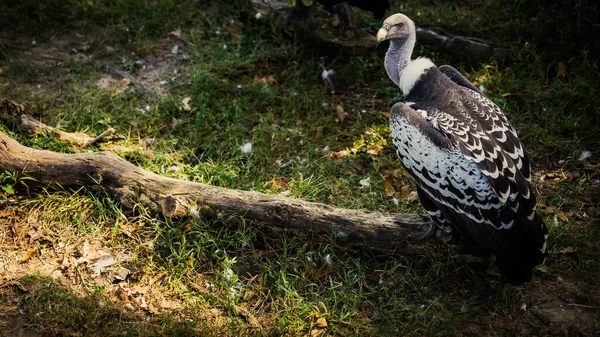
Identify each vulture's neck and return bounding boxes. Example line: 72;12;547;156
385;36;435;96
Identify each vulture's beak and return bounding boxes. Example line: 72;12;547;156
376;27;389;43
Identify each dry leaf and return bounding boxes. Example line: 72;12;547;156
335;105;348;123
331;150;349;160
117;78;131;88
18;248;38;264
583;163;600;174
0;279;28;292
384;177;395;196
27;228;47;243
90;255;117;275
114;266;131;281
72;41;91;53
310;329;325;337
160;298;180;309
557;62;566;80
81;240;102;261
352;159;365;172
379;111;391;118
559;247;576;254
251;75;276;86
111;286;131;302
366;144;383;156
181;97;192;111
225;23;242;43
268;177;288;191
244;291;256;301
400;185;418;203
168;29;182;39
557;211;572;223
96;75;115;89
148;272;166;286
315;317;328;328
473;73;489;86
236;305;261;328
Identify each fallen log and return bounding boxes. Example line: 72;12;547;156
248;0;512;63
0;103;432;254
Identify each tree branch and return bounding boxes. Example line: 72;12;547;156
248;0;512;63
0;115;431;254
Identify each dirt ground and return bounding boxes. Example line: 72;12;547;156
1;30;599;336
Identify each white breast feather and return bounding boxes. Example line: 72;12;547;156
391;114;507;228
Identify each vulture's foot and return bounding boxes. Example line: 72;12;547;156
395;215;437;242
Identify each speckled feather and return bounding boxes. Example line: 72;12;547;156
390;65;548;283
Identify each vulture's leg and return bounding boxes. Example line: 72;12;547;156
394;214;437;242
332;2;358;28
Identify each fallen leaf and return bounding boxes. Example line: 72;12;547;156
557;211;572;223
90;255;117;275
366;143;383;156
19;248;38;264
473;73;489;86
251;75;276;86
352;159;365;172
557;62;566;80
96;75;115;89
181;97;192;111
400;185;418;203
268;177;288;191
27;228;47;243
111;285;131;302
331;150;349;160
236;305;261;328
379;111;391;118
335;105;348;123
72;41;91;53
225;23;242;43
583;163;600;173
114;266;131;281
168;29;182;39
310;329;325;337
384;177;395;196
541;203;557;213
81;240;102;262
148;272;166;286
117;78;131;88
485;266;501;277
160;298;180;309
315;317;328;328
559;247;576;254
0;279;28;292
244;291;256;301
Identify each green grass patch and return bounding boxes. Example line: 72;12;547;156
0;0;598;335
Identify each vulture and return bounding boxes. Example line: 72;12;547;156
377;13;548;284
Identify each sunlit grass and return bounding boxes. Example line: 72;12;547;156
0;0;598;336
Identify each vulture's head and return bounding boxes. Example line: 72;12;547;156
376;13;415;44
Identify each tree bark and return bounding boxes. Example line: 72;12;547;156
0;129;431;254
248;0;512;63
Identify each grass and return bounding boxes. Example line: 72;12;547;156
1;0;599;336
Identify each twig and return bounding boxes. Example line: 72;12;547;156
566;303;600;310
82;128;116;149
